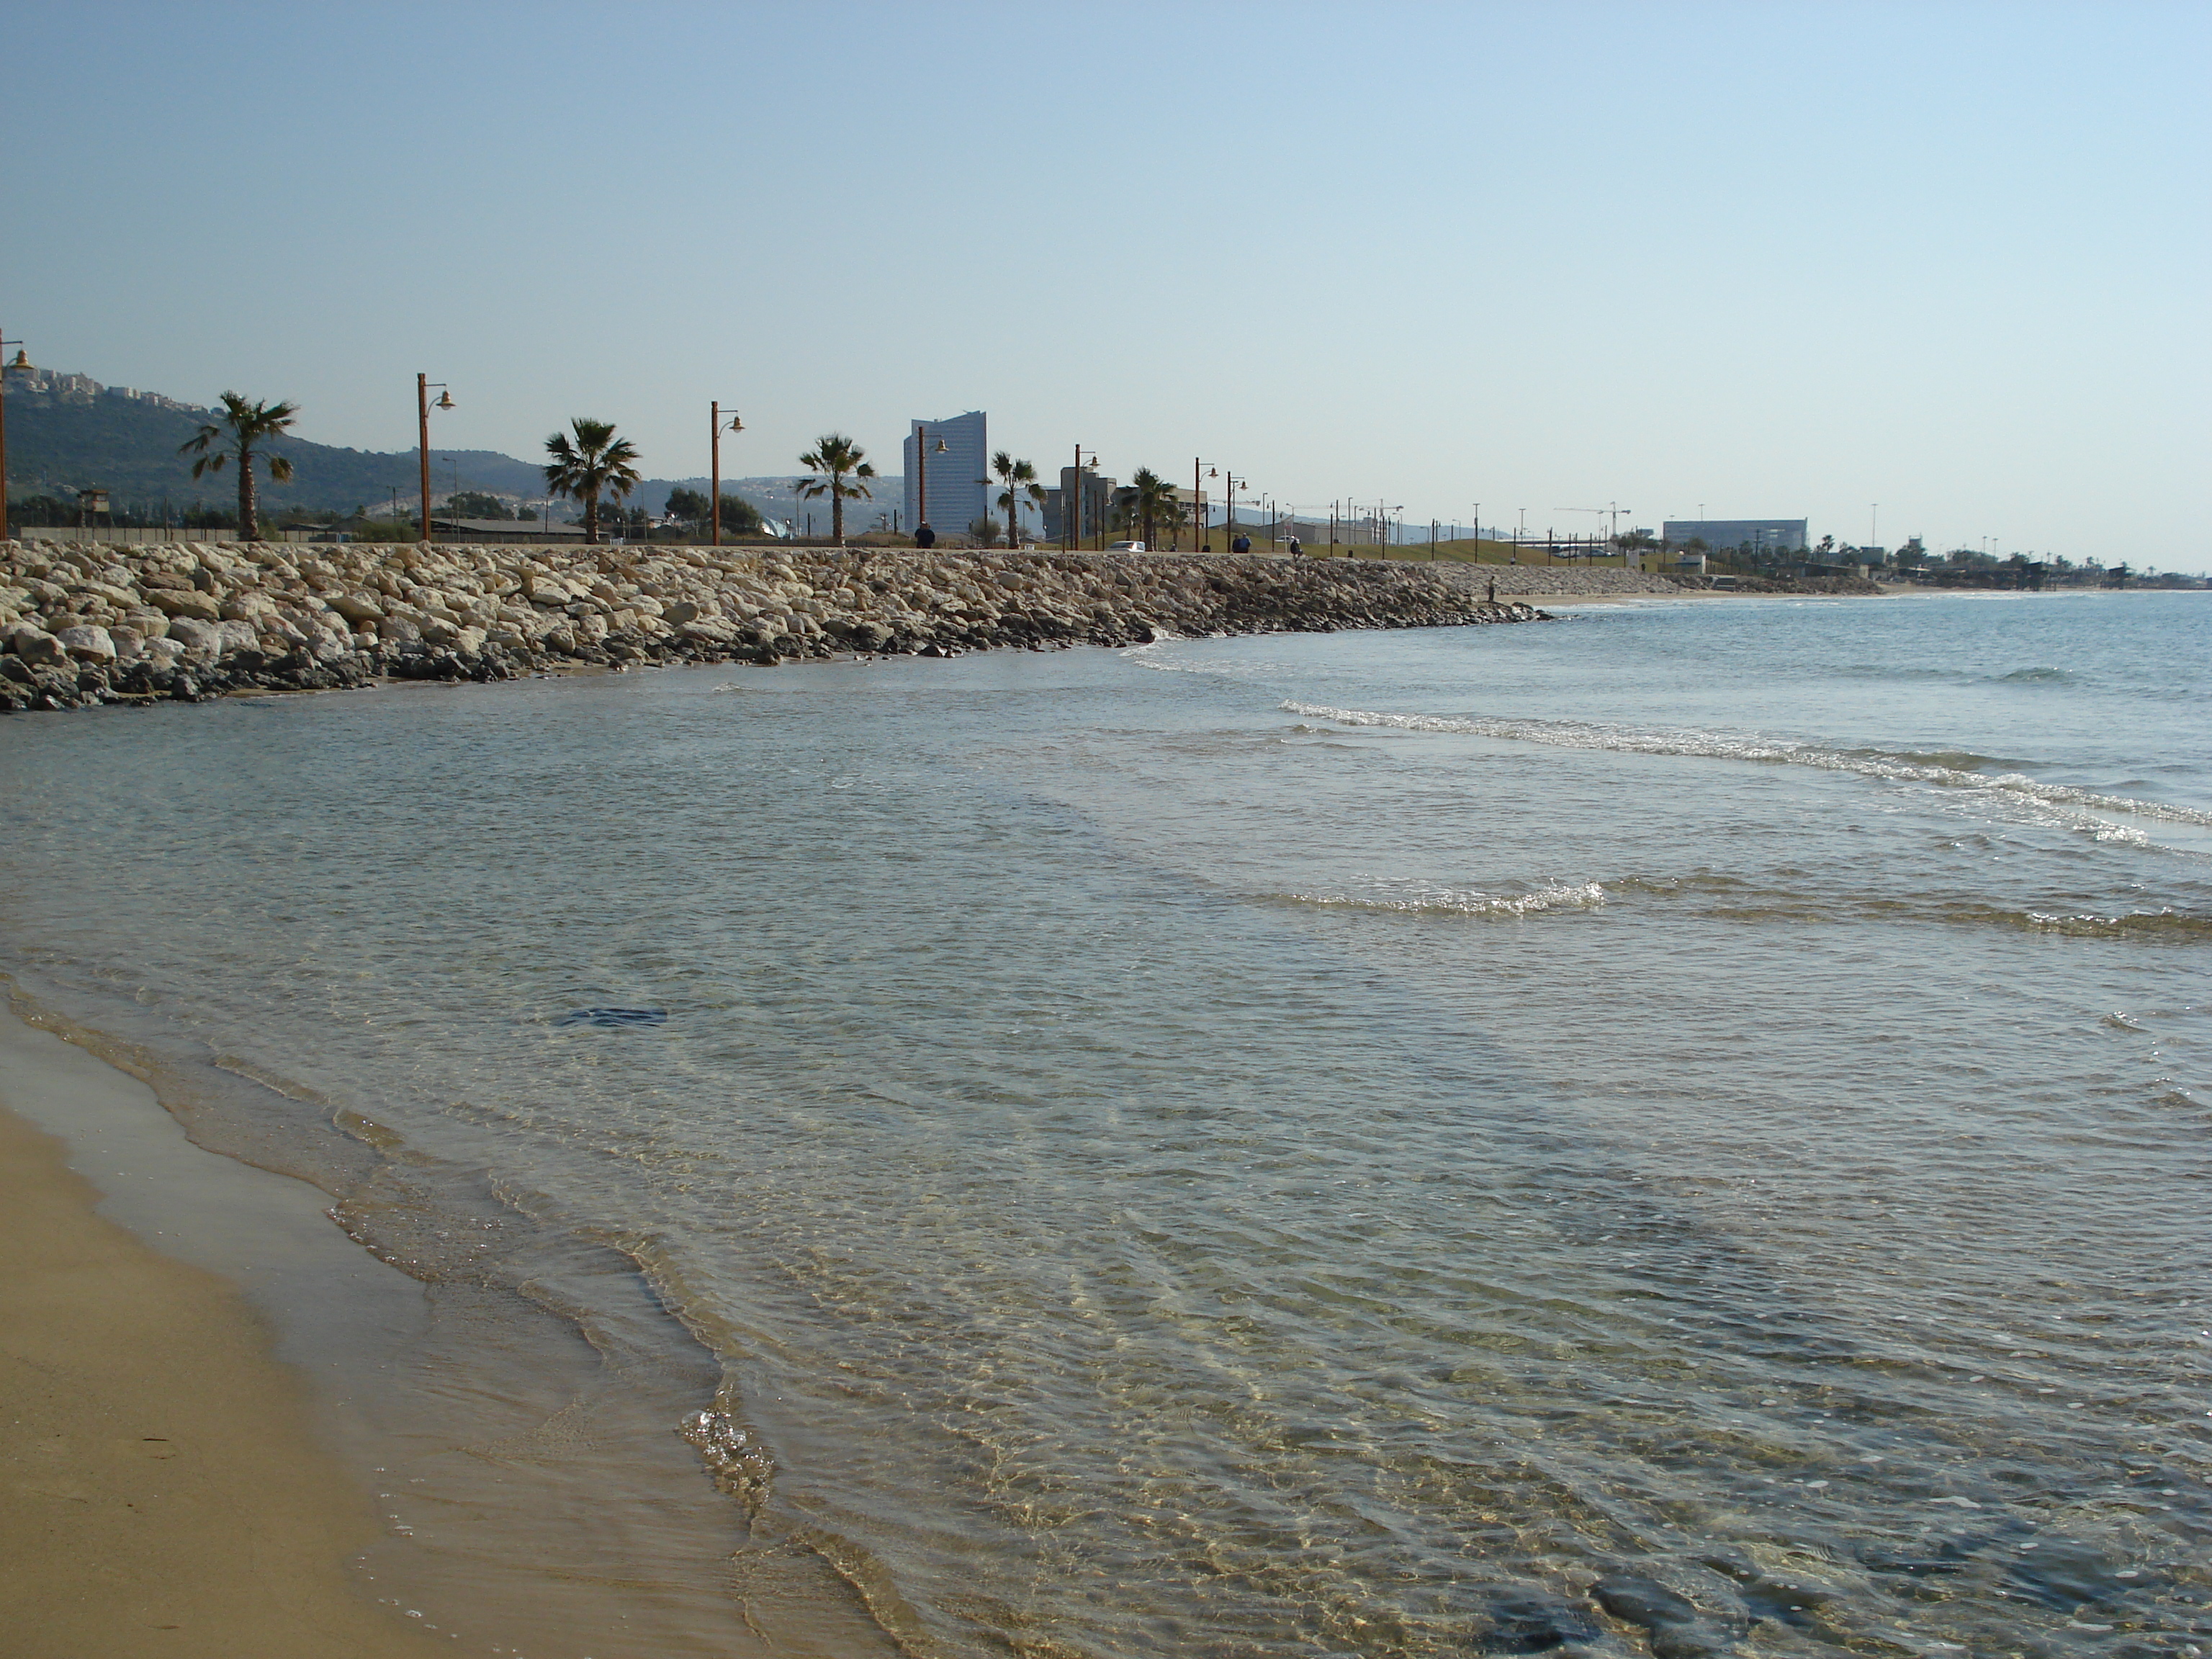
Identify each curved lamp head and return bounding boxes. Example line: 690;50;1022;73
933;437;948;454
5;349;30;373
434;390;457;411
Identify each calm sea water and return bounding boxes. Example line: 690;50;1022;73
3;590;2208;1657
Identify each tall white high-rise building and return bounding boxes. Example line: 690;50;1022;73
903;411;987;537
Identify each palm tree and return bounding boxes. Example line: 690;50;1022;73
992;451;1046;549
180;392;298;541
1128;467;1181;552
796;433;874;544
543;418;642;544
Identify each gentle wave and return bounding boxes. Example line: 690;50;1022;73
1282;701;2212;827
1263;881;1606;918
2019;907;2212;939
1614;875;2212;940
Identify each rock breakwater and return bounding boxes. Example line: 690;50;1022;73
0;540;1542;712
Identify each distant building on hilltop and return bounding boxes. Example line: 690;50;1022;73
1662;518;1807;555
902;412;987;537
0;358;212;415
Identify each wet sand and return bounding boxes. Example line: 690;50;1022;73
0;1097;451;1659
0;997;903;1659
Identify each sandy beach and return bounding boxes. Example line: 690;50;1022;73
0;1094;449;1658
0;996;904;1659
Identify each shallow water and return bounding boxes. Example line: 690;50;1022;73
3;589;2208;1656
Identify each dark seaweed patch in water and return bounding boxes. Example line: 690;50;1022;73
1591;1578;1735;1656
554;1007;668;1028
1999;1538;2149;1612
1475;1586;1600;1652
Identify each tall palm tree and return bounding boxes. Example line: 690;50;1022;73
543;418;642;544
796;433;874;544
1128;467;1181;552
180;392;298;541
992;450;1045;549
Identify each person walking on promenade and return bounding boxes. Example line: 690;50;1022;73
1287;534;1302;557
1232;531;1251;554
914;522;936;549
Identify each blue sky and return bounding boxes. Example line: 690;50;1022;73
5;1;2206;563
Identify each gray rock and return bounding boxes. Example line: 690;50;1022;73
9;625;69;665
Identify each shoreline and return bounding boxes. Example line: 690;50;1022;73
0;989;901;1658
0;1020;451;1659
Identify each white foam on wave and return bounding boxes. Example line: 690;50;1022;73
1282;701;2212;829
1267;880;1606;918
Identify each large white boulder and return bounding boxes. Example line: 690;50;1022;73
164;616;221;652
220;590;279;622
325;592;385;625
55;624;117;662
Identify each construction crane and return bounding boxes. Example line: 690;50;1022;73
1554;503;1635;545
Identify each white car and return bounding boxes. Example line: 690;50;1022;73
1106;539;1146;552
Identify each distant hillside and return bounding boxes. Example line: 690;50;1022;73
4;377;549;515
3;369;901;526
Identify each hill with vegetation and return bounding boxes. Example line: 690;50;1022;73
4;380;546;518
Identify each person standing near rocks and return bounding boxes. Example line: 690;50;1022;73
1287;535;1303;557
1487;576;1497;605
1231;532;1251;555
913;523;937;549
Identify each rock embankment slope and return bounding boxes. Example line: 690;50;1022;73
1427;564;1691;598
0;541;1544;712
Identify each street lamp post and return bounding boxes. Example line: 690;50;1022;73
917;426;950;541
711;401;744;546
1065;446;1100;552
1221;474;1251;549
1193;459;1218;552
0;329;22;542
416;373;454;543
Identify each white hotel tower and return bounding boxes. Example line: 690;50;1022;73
902;411;988;538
